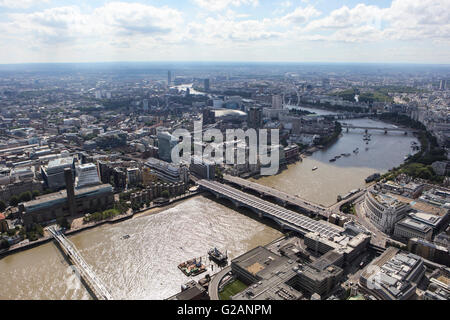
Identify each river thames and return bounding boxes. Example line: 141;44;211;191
0;196;282;300
252;107;419;207
0;106;418;299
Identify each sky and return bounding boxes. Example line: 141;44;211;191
0;0;449;64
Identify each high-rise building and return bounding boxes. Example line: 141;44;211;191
75;163;101;189
204;78;210;91
202;108;216;125
157;131;178;162
247;106;263;129
143;99;149;111
272;95;283;109
41;157;75;190
168;70;172;86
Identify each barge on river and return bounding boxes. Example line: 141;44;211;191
178;258;207;277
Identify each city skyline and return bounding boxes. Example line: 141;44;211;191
0;0;449;64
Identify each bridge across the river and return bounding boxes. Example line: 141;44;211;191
222;174;329;218
48;226;114;300
197;179;343;237
341;124;415;133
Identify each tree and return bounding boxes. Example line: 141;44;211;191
56;217;70;230
0;239;10;249
0;200;6;212
131;202;141;212
9;196;19;207
32;190;40;198
19;191;32;203
161;190;170;199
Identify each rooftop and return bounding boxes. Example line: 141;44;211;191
360;247;425;300
396;217;432;233
47;157;73;169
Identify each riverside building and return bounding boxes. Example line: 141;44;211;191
363;190;410;234
20;169;114;228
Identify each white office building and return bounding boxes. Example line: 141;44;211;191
364;191;410;234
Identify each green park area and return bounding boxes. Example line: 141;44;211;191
219;279;248;300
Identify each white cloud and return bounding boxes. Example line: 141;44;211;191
0;0;49;8
297;0;450;43
0;0;449;63
305;4;384;31
4;2;184;46
281;5;321;25
192;0;259;12
187;16;281;44
92;2;183;37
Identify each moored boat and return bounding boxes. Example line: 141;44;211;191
208;248;227;263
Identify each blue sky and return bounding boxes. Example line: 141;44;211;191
0;0;449;64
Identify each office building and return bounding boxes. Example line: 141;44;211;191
75;163;101;189
157;131;178;163
126;167;141;187
204;78;210;92
145;157;189;184
41;157;75;190
393;217;433;242
202;108;216;125
272;95;283;109
293;252;344;297
189;156;215;180
359;247;426;300
363;191;410;234
407;238;450;267
247;107;262;129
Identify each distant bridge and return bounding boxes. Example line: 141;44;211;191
341;124;415;133
324;113;373;120
48;226;114;300
197;179;343;237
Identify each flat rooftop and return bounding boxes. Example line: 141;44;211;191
396;218;432;233
232;246;289;281
391;194;448;216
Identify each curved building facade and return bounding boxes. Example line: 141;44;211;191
364;191;409;234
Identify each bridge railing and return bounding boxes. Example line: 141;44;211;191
47;226;114;300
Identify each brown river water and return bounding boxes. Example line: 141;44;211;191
0;195;282;300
